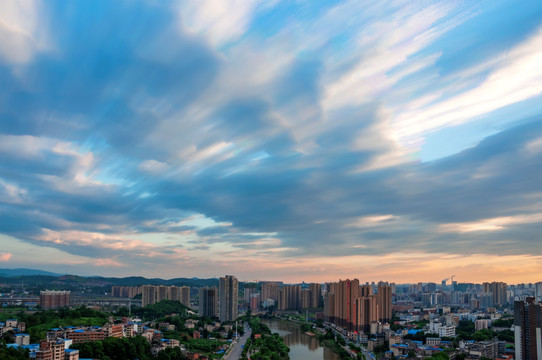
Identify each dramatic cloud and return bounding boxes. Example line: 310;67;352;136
1;0;541;282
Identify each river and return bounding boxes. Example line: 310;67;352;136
262;319;340;360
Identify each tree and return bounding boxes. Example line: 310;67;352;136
0;342;29;360
427;353;449;360
115;307;130;317
156;346;185;360
71;335;152;360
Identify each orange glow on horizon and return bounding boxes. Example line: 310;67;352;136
226;252;542;284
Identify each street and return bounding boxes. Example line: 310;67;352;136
223;323;251;360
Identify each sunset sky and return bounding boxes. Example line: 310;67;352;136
1;0;542;284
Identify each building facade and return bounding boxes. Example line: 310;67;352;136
111;286;142;298
219;275;238;322
309;283;321;308
199;287;218;318
40;291;71;310
141;285;190;307
180;286;190;307
514;297;542;360
324;279;392;333
261;282;280;304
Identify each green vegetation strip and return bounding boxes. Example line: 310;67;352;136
240;316;290;360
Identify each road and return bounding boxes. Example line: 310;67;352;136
224;323;251;360
325;322;374;359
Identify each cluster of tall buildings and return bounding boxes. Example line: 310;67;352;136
323;279;392;333
198;276;239;323
482;282;509;307
276;283;321;310
257;282;322;311
197;278;322;322
40;291;71;310
111;286;142;298
397;281;513;309
141;285;190;307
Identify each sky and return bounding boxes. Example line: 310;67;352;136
1;0;542;284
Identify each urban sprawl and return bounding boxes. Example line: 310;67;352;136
1;275;541;360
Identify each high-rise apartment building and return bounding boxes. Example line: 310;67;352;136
324;291;336;323
278;285;301;310
535;282;542;301
309;283;321;308
323;279;361;329
514;297;542;360
377;285;392;323
141;285;190;307
324;279;392;333
250;293;260;312
180;286;190;307
426;282;437;292
361;284;373;297
301;289;311;309
261;282;280;304
354;295;378;333
111;286;142;298
199;287;218;318
40;291;71;309
219;275;238;322
483;282;508;306
340;279;361;330
243;283;258;304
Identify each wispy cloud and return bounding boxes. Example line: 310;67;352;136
0;0;541;281
439;213;542;233
324;2;456;110
179;0;273;47
392;25;542;151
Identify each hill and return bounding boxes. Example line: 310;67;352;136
0;268;219;290
0;268;61;277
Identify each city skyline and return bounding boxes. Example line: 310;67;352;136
1;1;542;283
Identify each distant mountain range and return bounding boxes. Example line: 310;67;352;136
0;268;62;277
0;268;220;289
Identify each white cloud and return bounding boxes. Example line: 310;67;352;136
524;136;542;155
439;213;542;233
392;25;542;150
347;214;398;228
0;0;50;64
323;3;455;110
0;178;27;204
139;159;170;175
179;0;272;47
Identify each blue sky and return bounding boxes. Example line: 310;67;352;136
1;0;542;283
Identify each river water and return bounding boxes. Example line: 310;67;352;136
262;319;340;360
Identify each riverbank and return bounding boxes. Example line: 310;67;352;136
321;339;356;359
240;317;290;360
263;318;343;360
272;317;357;359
